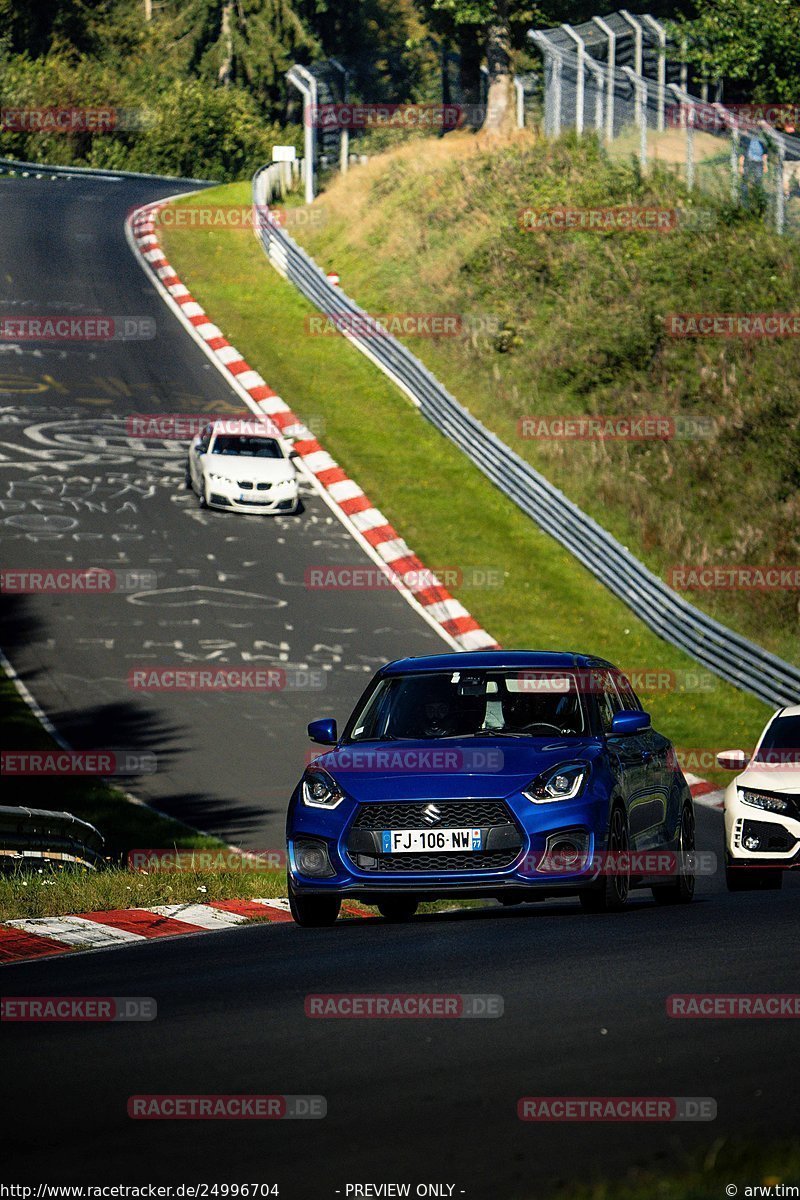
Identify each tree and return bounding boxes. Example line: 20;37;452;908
177;0;318;107
416;0;534;135
670;0;800;103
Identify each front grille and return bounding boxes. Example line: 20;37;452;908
348;799;522;874
238;480;253;490
352;800;514;830
351;849;520;872
256;482;272;491
235;497;272;506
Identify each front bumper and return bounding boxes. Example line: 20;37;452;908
205;476;298;514
724;783;800;867
288;790;619;898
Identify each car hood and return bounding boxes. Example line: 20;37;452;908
312;737;602;801
735;764;800;793
203;457;294;483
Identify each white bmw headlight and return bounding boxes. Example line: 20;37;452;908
301;768;345;809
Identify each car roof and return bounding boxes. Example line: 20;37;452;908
380;650;616;675
769;704;800;719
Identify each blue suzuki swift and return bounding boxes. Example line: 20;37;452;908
286;651;696;926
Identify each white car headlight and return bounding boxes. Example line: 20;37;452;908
301;768;345;809
208;471;233;483
738;788;790;813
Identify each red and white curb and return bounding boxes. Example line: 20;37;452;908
686;775;725;811
0;898;372;966
126;201;498;653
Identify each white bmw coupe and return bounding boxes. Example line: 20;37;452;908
187;419;300;515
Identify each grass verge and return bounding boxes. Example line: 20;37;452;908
160;181;770;786
0;671;283;920
547;1137;799;1200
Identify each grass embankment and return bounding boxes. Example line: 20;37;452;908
291;132;800;667
547;1137;800;1200
0;674;283;921
160;179;770;784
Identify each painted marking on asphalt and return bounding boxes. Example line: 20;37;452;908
76;909;206;938
6;916;146;947
0;925;72;963
146;904;249;929
211;898;293;923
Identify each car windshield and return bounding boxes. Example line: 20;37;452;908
211;435;283;458
347;669;587;741
754;715;800;765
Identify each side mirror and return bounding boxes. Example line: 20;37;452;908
610;709;651;736
289;449;300;460
308;718;337;745
717;749;748;771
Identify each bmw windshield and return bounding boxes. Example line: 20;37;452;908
210;435;283;458
346;669;588;741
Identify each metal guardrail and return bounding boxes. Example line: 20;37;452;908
252;164;800;708
0;806;105;870
0;156;215;185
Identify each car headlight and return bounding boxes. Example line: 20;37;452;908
208;471;233;483
739;788;790;813
523;762;589;803
301;768;345;809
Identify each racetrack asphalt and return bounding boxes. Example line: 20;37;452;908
0;173;440;847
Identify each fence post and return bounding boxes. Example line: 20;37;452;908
623;67;647;170
560;25;586;134
287;65;317;204
765;123;786;234
592;16;616;144
642;15;666;133
585;56;606;135
530;33;561;137
620;12;644;127
329;57;349;174
670;85;696;190
514;76;525;128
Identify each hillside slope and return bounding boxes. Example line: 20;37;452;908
293;132;800;667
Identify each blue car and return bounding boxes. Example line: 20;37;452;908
286;651;696;926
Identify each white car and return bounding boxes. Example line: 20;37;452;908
187;419;300;515
718;705;800;891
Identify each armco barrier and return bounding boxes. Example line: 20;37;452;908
252;164;800;709
0;156;214;186
0;806;105;870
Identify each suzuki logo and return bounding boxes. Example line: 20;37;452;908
422;803;442;825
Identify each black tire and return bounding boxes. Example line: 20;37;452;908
287;878;341;927
184;467;193;489
579;805;630;913
197;486;207;509
725;855;783;892
377;896;418;922
652;802;696;906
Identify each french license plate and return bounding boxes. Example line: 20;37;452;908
381;828;483;853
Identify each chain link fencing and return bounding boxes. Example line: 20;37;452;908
531;13;800;235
